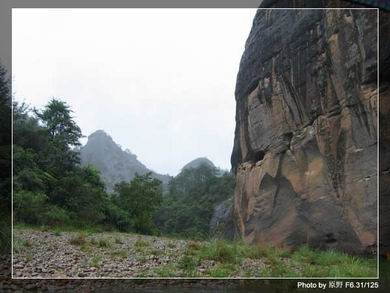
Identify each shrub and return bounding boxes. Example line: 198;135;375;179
98;238;111;248
69;233;87;246
13;191;48;224
134;238;149;248
200;240;237;264
42;206;71;226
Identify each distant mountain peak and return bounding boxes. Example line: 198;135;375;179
182;157;215;171
80;130;171;192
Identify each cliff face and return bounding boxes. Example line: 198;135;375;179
80;130;171;192
231;9;378;253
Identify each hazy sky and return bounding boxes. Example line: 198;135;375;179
12;8;256;175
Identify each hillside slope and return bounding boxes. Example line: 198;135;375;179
80;130;171;192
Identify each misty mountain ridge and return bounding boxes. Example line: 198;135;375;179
80;130;171;192
181;157;215;171
80;130;224;192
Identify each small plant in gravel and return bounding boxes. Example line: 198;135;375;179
90;238;98;246
187;240;202;251
80;243;92;253
114;237;123;244
150;248;163;256
154;264;178;277
69;234;87;246
199;240;238;264
167;241;176;249
110;249;128;258
178;254;200;275
208;263;236;277
98;238;111;248
135;238;149;247
89;255;103;268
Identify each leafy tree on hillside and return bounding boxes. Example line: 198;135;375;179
115;173;162;234
34;99;82;173
154;163;235;239
0;63;11;252
34;98;82;147
13;99;113;228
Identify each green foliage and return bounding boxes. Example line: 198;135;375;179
13;99;116;229
98;238;111;248
13;191;48;224
115;173;162;234
89;255;103;267
0;63;11;252
42;206;71;227
69;233;87;246
103;200;133;232
12;96;231;242
154;164;235;239
34;98;82;147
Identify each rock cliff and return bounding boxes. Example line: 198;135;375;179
231;9;378;253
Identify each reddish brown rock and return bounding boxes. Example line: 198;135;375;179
231;9;378;253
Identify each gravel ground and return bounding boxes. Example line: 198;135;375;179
13;228;271;279
13;228;190;278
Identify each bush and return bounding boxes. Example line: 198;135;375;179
42;206;71;227
69;233;87;246
104;201;133;232
13;191;48;224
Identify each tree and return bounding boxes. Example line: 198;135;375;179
0;63;11;252
154;164;235;239
13;99;112;229
115;173;162;234
34;99;82;173
35;98;82;146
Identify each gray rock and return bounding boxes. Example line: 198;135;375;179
209;198;235;240
231;9;378;253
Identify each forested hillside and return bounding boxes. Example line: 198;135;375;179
13;99;160;232
13;98;235;239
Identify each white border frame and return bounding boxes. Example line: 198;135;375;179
11;7;380;280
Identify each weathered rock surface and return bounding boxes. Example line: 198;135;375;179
209;198;235;240
80;130;171;192
231;9;378;253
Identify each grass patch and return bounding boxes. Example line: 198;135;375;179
177;240;376;278
69;233;87;246
197;240;238;264
154;264;178;277
114;237;123;244
13;237;32;253
80;243;92;253
150;248;164;256
134;238;150;253
208;263;236;277
89;255;103;268
134;238;149;248
110;249;128;258
167;241;176;249
98;238;111;248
